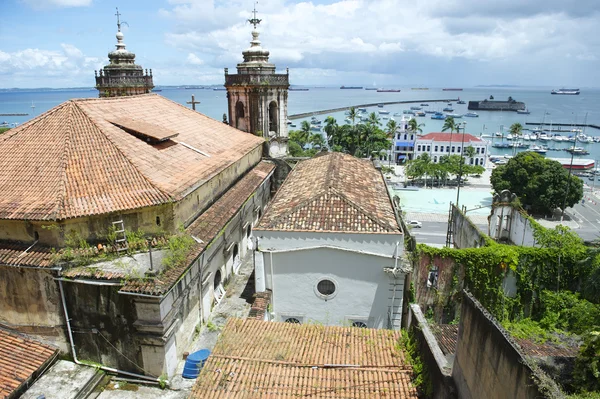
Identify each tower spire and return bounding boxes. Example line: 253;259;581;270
248;1;261;29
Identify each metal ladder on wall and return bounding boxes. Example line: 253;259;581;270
112;220;129;253
388;280;403;330
445;203;453;248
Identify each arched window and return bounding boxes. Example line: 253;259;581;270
269;101;278;133
214;270;222;291
235;101;245;119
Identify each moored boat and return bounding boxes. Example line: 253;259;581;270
464;112;479;117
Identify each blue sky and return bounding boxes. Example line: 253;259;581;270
1;0;599;88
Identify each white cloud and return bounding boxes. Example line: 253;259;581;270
0;45;101;87
187;53;204;65
21;0;92;9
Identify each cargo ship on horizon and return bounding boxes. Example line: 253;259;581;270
377;89;401;92
340;86;363;89
443;88;463;91
551;88;580;95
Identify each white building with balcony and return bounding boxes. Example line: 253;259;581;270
414;132;490;167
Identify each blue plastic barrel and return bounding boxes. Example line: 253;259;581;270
182;349;211;379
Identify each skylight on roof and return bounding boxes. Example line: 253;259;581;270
110;117;179;143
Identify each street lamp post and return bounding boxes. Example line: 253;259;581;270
560;149;575;223
456;122;467;207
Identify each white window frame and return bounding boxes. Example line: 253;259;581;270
281;315;305;324
314;277;339;300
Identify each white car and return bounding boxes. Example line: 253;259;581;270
407;220;422;228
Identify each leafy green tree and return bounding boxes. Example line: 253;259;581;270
310;133;326;151
490;152;584;215
288;141;305;157
367;112;380;126
509;122;523;138
573;331;600;393
289;129;309;148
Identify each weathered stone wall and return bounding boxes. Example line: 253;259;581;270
452;291;562;399
452;205;487;249
63;282;141;373
408;304;457;399
0;266;68;352
489;204;537;246
413;254;464;323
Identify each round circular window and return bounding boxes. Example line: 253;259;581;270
284;317;300;324
314;278;338;300
352;321;367;328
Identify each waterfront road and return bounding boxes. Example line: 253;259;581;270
567;194;600;242
410;221;488;247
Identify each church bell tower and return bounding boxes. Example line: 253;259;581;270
224;5;289;157
95;8;154;98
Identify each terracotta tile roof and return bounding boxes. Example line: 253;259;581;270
256;153;401;234
0;94;264;221
0;241;54;268
120;161;275;296
431;324;458;356
431;324;579;358
417;132;484;143
190;318;417;399
248;291;271;320
0;327;58;398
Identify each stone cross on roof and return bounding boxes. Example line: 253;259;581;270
248;1;261;29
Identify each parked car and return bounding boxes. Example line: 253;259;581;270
407;220;422;228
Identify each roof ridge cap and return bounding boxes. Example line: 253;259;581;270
74;102;173;203
52;102;75;220
328;186;398;232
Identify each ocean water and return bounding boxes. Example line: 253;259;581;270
2;86;600;160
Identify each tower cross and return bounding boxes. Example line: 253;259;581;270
115;7;122;31
248;1;261;29
187;94;201;111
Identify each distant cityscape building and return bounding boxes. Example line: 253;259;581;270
95;8;154;98
414;132;489;167
224;6;289;157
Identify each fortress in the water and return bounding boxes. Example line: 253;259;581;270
468;96;526;111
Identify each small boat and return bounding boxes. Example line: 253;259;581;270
464;112;479;117
443;107;454;112
379;110;390;115
577;133;594;143
493;143;512;149
517;108;530;114
310;117;321;124
506;134;514;140
552;134;568;142
287;120;293;125
529;145;547;154
414;111;426;117
431;113;445;120
566;146;589;155
403;110;413;114
457;100;466;104
358;108;367;113
310;125;322;132
538;133;552;141
445;113;462;118
410;106;422;110
425;110;436;114
420;103;429;106
393;112;403;117
447;103;452;106
377;104;384;108
489;95;494;100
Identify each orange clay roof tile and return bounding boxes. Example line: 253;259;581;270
0;241;54;268
190;318;417;398
256;152;400;234
0;94;263;221
0;327;58;398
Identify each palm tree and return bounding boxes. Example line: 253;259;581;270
324;116;337;147
310;133;326;151
408;118;424;136
386;119;398;166
348;107;358;126
367;112;381;126
509;123;523;155
442;116;457;155
464;145;476;167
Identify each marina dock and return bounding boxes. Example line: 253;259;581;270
525;122;600;131
288;99;459;120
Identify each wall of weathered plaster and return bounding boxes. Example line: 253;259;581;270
0;266;68;352
489;204;537;246
452;291;562;399
451;205;487;249
413;254;464;323
63;281;141;372
175;146;263;228
0;204;174;247
408;304;457;399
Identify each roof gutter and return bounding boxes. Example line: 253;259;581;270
56;272;163;384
